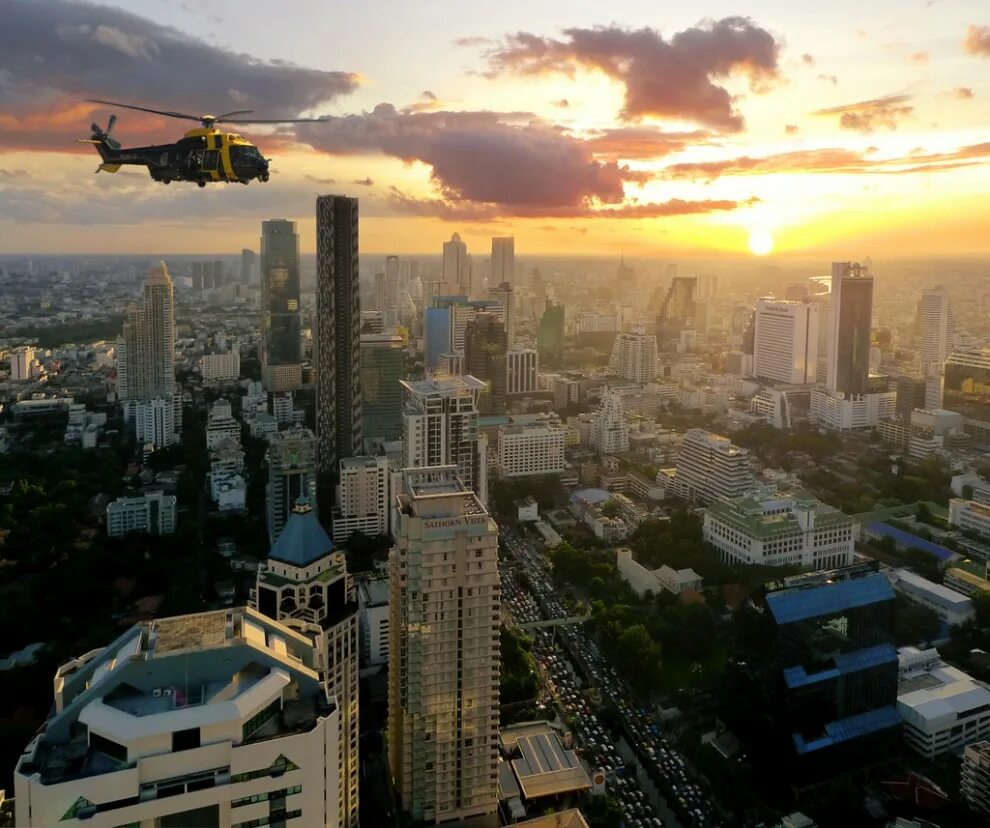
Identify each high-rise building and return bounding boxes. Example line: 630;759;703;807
10;346;34;381
400;375;488;505
106;490;177;537
920;286;955;376
464;312;508;414
826;261;873;395
608;330;658;384
656;276;697;351
537;300;565;366
488;281;515;343
389;466;500;823
423;306;451;370
240;248;256;284
332;455;391;542
940;348;990;442
443;232;471;296
251;499;360;828
491;236;515;288
360;334;405;442
591;390;629;455
498;415;566;477
896;374;928;417
506;347;538;395
962;740;990;818
669;429;754;503
266;427;318;544
315;196;363;510
15;607;343;828
752;299;820;385
260;219;302;391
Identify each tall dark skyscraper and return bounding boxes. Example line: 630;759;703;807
315;196;362;510
656;275;698;352
826;261;873;395
464;312;507;414
537;299;564;366
260;219;302;390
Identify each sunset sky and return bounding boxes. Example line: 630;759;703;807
1;0;989;258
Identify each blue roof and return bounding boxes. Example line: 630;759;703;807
783;644;897;689
570;488;611;505
766;572;894;624
866;522;955;561
269;501;334;567
792;705;902;754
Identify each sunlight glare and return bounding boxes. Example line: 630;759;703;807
748;228;774;256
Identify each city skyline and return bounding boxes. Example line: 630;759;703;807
2;0;990;257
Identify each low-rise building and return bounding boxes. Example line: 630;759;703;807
106;490;177;537
810;388;897;430
962;740;990;817
943;567;990;597
616;547;702;597
888;569;974;626
949;499;990;540
516;496;539;523
897;647;990;760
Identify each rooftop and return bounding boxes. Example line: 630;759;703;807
897;648;990;723
890;569;972;608
268;499;334;567
767;570;895;624
359;577;389;607
865;522;956;562
511;731;591;800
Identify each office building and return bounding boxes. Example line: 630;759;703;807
810;386;897;430
240;247;256;284
315;196;363;510
656;276;697;351
360;334;404;442
537;300;565;366
10;346;34;381
826;261;873;395
106;490;177;537
332;455;391;543
443;232;472;296
439;352;465;375
591;390;629;455
358;577;389;667
943;567;990;597
753;299;820;385
464;313;508;414
389;466;500;823
251;499;360;828
14;607;343;828
896;375;927;418
506;347;539;395
608;330;658;384
401;375;489;505
897;647;990;760
962;741;990;817
498;415;566;478
260;219;302;391
424;307;451;370
920;287;954;378
943;348;990;442
489;281;515;343
703;485;857;569
669;429;754;504
491;236;515;287
266;427;318;545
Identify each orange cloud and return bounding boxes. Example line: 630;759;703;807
963;24;990;55
813;94;913;132
953;86;975;99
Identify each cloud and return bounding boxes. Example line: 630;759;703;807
306;174;337;185
454;36;494;48
813;94;913;132
817;73;839;84
801;53;815;65
421;90;437;101
0;0;358;148
784;124;799;134
484;18;781;131
553;98;571;108
352;177;374;186
963;24;990;55
953;86;975;99
909;50;930;64
582;127;711;160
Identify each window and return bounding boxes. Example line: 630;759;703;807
172;728;201;752
90;733;128;763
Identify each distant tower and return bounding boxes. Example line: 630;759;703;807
488;281;515;343
443;232;471;296
920;286;954;407
360;333;405;442
240;248;256;284
537;300;565;366
753;299;820;385
464;312;508;414
826;262;873;395
266;427;318;544
592;390;629;454
491;236;515;287
260;219;302;391
315;196;363;512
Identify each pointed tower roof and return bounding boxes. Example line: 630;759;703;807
269;497;334;567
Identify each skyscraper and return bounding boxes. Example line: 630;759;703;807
315;196;363;510
424;306;452;370
389;466;500;824
657;275;697;352
488;281;515;343
537;299;565;366
608;330;658;384
920;286;955;408
506;347;539;395
266;427;318;544
491;236;515;287
464;312;508;414
260;219;302;391
752;299;820;385
400;375;488;505
826;261;873;395
360;333;405;442
591;390;629;455
442;232;471;296
943;348;990;442
240;247;256;284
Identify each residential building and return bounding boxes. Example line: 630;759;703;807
810;387;897;430
608;330;658;384
206;398;241;449
897;647;990;760
10;346;34;381
888;569;974;626
669;429;754;504
358;577;389;667
251;499;360;827
443;232;471;296
537;300;565;366
943;348;990;443
949;498;990;540
491;236;515;287
401;374;489;504
962;741;990;817
14;607;342;828
135;396;178;451
465;312;508;414
332;455;391;543
919;287;954;381
752;299;819;385
360;334;404;442
389;466;500;823
498;415;566;478
266;428;318;545
260;219;302;391
591;391;629;455
314;195;363;514
505;348;538;396
106;490;177;537
616;547;702;597
826;261;873;395
200;348;240;382
704;485;857;569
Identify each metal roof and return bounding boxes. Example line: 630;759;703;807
865;522;955;561
792;705;902;754
512;732;591;800
766;571;894;624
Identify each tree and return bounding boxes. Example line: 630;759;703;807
973;590;990;628
894;602;941;646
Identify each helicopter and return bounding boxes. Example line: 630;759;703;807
78;99;328;187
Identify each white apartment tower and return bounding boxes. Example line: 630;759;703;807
608;330;658;384
389;466;500;823
506;347;539;395
752;299;820;385
921;286;955;407
592;390;630;455
442;233;472;296
15;607;342;828
498;416;566;477
491;236;515;287
400;374;489;505
332;455;391;542
671;428;754;504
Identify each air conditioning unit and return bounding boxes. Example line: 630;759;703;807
152;688;162;698
163;688;173;696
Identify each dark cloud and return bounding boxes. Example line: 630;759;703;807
963;24;990;55
662;142;990;180
0;0;357;146
813;94;913;132
784;124;799;134
306;174;337;185
582;127;711;160
553;99;571;108
352;177;374;186
484;18;781;131
953;86;975;99
421;90;437;101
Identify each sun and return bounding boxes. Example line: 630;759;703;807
748;228;774;256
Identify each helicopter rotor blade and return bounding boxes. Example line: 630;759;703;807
214;109;255;120
218;116;333;125
85;99;202;122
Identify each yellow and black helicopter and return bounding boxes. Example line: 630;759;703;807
79;99;327;187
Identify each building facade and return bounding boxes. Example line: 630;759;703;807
919;287;954;380
360;334;404;442
498;416;566;478
826;261;874;395
752;299;819;385
506;348;539;396
106;490;177;537
491;236;515;287
266;428;318;544
669;429;754;504
591;391;629;455
464;312;508;415
943;348;990;442
332;455;391;542
962;741;990;817
442;233;471;296
608;331;658;384
260;219;302;391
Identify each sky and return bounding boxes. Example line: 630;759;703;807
1;0;989;259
